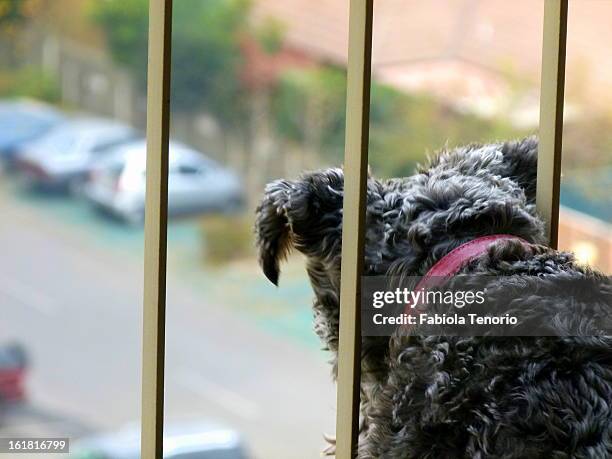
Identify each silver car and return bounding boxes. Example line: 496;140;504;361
84;140;244;224
15;117;139;191
71;420;249;459
0;99;65;167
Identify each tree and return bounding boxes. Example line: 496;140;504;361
90;0;525;182
89;0;149;88
273;67;347;164
0;0;46;65
273;66;525;178
91;0;250;126
0;0;44;35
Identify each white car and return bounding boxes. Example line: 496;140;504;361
84;140;244;224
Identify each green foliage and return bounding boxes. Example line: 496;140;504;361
0;66;60;103
273;66;524;178
273;67;347;158
90;0;525;179
0;0;44;34
90;0;250;124
0;0;46;66
89;0;149;87
172;0;250;123
256;17;286;54
369;86;524;177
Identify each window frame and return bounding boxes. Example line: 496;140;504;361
537;0;568;250
141;1;172;458
140;0;568;457
335;1;373;457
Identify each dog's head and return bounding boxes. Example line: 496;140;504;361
255;137;544;288
254;167;386;361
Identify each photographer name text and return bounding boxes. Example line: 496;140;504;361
372;312;519;326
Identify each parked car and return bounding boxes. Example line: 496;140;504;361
0;343;27;403
84;140;244;224
71;420;249;459
15;117;140;192
0;99;65;167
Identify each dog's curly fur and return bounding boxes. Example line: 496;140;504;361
255;137;612;458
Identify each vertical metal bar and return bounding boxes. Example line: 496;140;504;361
537;0;567;249
141;0;172;458
336;1;373;458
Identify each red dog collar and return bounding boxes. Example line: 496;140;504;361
404;234;528;312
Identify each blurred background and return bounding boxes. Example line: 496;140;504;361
0;1;609;458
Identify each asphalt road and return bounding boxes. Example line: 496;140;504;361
0;182;336;458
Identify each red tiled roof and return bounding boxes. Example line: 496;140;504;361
252;0;612;108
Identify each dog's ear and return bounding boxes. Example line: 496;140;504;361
255;179;295;285
500;136;538;203
255;169;345;285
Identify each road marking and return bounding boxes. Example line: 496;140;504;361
0;273;58;316
174;368;260;421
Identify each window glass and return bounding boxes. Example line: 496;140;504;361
558;0;612;273
370;0;543;179
5;2;608;459
0;0;144;451
164;1;337;457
